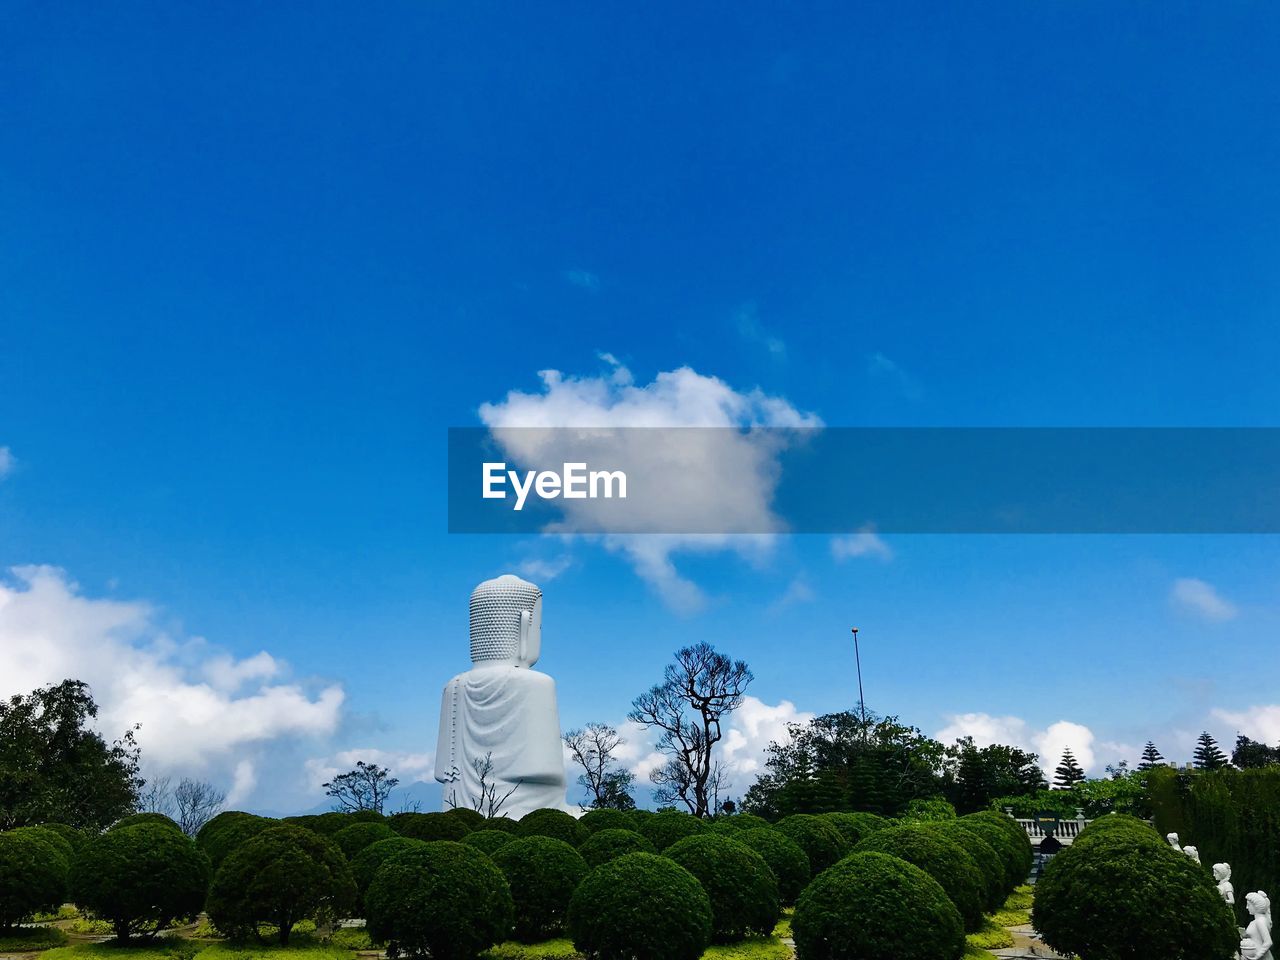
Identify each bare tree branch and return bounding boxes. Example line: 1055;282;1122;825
173;778;226;836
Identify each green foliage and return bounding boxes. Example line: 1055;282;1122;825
664;834;780;943
1051;749;1085;789
366;841;514;960
462;829;518;856
566;853;712;960
791;851;965;960
196;812;274;870
1033;831;1237;960
350;837;426;903
735;828;810;906
6;824;74;867
851;823;986;932
492;837;589;943
772;815;848;876
903;798;957;822
1074;812;1161;846
965;918;1014;951
1233;735;1280;769
1193;732;1230;771
0;926;69;950
637;810;706;850
941;738;1044;816
482;940;580;960
958;812;1032;888
41;938;359;960
484;817;522;834
112;812;183;833
819;811;887;847
332;821;396;859
0;828;70;931
390;811;472;842
309;812;357;836
40;822;90;853
0;680;142;831
743;711;949;819
1147;765;1280;922
517;809;586;847
445;808;487;829
993;770;1151;820
70;823;210;942
206;825;355;945
577;828;655;868
577;809;634;835
707;814;771;834
925;821;1006;910
701;937;791;960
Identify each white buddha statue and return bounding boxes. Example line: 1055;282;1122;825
434;574;568;818
1166;832;1182;852
1213;863;1234;907
1242;891;1273;960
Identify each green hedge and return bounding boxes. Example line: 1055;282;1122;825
0;830;69;932
819;812;888;848
664;834;780;942
637;811;707;851
925;821;1006;911
579;809;635;834
462;829;518;856
492;837;589;942
391;811;473;842
735;828;810;906
350;836;427;904
578;828;656;868
850;823;985;932
773;815;848;877
333;821;397;859
518;809;587;847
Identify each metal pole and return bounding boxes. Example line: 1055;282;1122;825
851;627;866;726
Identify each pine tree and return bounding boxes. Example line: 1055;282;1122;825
1137;741;1165;770
1193;732;1229;770
1052;748;1086;788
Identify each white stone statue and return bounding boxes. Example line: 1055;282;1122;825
1242;891;1274;960
1184;844;1201;864
435;575;567;818
1213;863;1234;906
1167;831;1182;852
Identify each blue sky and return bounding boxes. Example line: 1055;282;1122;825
2;3;1278;811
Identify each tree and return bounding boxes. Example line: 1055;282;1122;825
70;823;210;942
0;680;142;830
445;753;519;818
207;824;355;945
1193;732;1230;770
941;737;1044;814
742;710;948;819
174;778;227;836
323;760;399;813
1232;735;1280;769
0;830;69;932
137;775;174;817
564;723;636;810
1052;749;1086;789
629;643;753;817
1138;741;1165;770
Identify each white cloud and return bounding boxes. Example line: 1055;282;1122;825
479;359;821;612
936;712;1099;774
304;747;437;795
1211;704;1280;744
769;576;815;612
563;268;601;292
516;554;574;583
1171;577;1238;622
830;530;893;562
0;446;13;479
0;565;345;805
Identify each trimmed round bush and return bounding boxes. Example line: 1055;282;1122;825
567;852;712;960
637;810;707;850
38;822;89;853
71;823;210;942
391;811;472;842
518;808;586;846
903;798;958;822
484;816;521;834
926;821;1006;911
196;811;274;870
1075;813;1162;845
851;823;986;932
492;836;590;942
0;829;70;932
960;812;1032;887
628;809;657;831
311;811;357;835
949;816;1026;893
821;811;889;848
444;807;486;829
110;811;183;833
365;841;514;960
334;821;396;859
736;827;811;906
6;826;74;868
774;814;848;876
461;829;517;856
1033;831;1237;960
792;851;965;960
579;828;656;868
350;836;426;903
347;810;386;824
207;824;355;944
579;809;636;834
707;813;771;834
664;834;780;942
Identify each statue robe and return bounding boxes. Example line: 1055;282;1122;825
435;663;567;818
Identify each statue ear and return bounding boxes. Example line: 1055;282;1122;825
519;609;532;662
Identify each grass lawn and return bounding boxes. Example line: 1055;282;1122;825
483;937;790;960
39;938;357;960
0;928;70;952
966;917;1015;951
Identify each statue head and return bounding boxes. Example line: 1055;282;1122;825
1247;891;1271;918
469;574;543;668
1166;832;1180;847
1184;845;1200;862
1214;863;1232;882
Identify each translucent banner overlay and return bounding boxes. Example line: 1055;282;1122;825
447;427;1280;534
